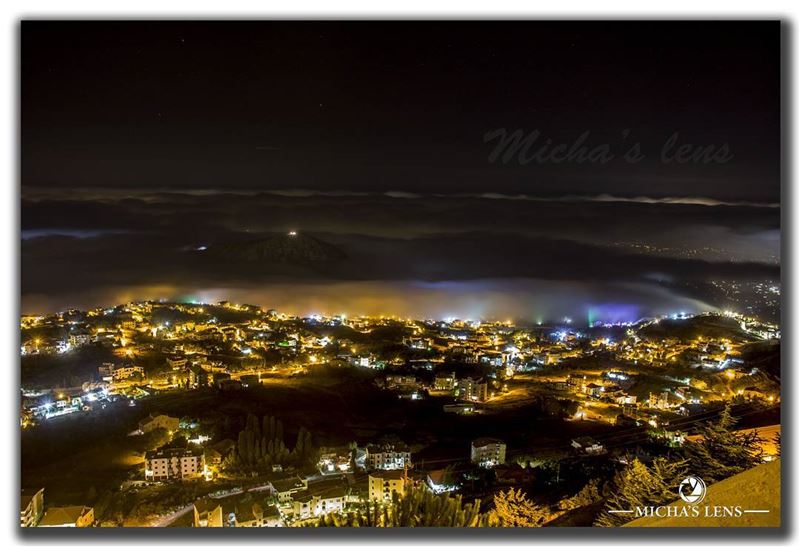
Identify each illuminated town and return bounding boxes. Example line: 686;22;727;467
20;299;780;527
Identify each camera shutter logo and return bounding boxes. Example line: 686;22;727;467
678;476;707;504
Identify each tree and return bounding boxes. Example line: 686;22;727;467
226;414;300;471
558;478;603;511
490;488;551;527
595;458;686;527
167;435;189;449
314;485;492;527
292;426;317;467
348;441;358;469
141;428;170;451
685;405;763;482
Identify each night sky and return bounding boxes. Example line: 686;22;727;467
21;21;781;320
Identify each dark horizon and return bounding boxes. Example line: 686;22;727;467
22;21;780;200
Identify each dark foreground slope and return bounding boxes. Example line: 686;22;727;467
625;459;781;528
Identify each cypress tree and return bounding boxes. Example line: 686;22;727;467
685;405;764;482
595;457;686;527
313;485;492;527
237;430;248;466
261;416;272;440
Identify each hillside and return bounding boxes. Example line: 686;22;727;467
210;232;346;264
625;459;781;528
638;315;758;344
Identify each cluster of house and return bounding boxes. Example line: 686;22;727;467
21;383;114;424
192;438;509;527
398;320;587;370
193;492;283;527
24;432;651;528
22;302;776;429
21;302;780;394
550;371;642;425
380;371;492;405
134;414;212;482
188;442;412;527
548;371;698;429
20;301;338;394
570;437;607;456
20;330;93;356
550;372;636;403
98;362;145;382
397;312;777;374
612;325;758;370
21;488;94;528
143;437;514;527
191;475;351;527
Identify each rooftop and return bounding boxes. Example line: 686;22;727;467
369;469;406;480
145;447;199;459
193;497;221;514
39;506;91;526
271;475;306;492
471;437;504;448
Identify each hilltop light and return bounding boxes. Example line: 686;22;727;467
288;230;297;236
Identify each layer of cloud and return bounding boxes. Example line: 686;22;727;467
21;189;780;317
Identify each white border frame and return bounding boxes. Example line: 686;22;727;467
3;3;795;546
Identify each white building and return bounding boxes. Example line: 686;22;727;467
290;479;347;521
271;476;307;504
166;356;188;369
145;448;204;481
470;437;506;467
365;444;411;470
113;365;145;380
571;437;606;455
20;488;44;527
68;332;92;347
457;377;488;402
317;446;353;474
433;373;456;391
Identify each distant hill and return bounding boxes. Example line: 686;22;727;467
625;459;780;528
638;315;757;343
210;233;346;264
